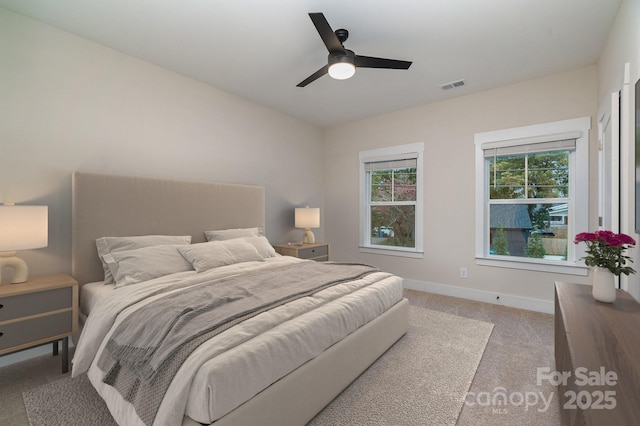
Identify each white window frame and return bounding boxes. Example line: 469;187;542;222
474;117;591;276
359;142;424;258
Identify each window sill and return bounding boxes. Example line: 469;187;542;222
359;246;424;259
475;256;589;276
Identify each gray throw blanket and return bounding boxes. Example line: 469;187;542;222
103;285;252;383
97;261;379;426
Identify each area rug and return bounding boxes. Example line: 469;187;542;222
23;306;493;426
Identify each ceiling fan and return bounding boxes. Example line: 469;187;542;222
297;12;412;87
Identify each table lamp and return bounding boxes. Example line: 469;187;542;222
295;206;320;244
0;204;48;284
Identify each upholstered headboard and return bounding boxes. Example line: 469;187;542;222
71;172;265;286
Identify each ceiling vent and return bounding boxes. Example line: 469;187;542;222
440;79;466;90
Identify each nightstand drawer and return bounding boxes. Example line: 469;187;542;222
0;287;72;322
273;243;330;261
0;311;72;351
298;245;328;259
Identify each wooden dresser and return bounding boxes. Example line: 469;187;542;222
554;281;640;425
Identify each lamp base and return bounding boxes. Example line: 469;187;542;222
302;229;316;244
0;251;29;284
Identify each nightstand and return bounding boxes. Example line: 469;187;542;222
274;242;330;262
0;273;78;373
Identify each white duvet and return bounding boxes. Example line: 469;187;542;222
72;257;404;426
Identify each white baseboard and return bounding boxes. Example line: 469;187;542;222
403;279;554;314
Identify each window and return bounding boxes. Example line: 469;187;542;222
475;117;590;275
359;142;424;257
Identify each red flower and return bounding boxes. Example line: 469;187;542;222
594;230;614;241
574;230;636;276
574;232;596;243
619;233;637;245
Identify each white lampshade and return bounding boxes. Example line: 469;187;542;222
0;205;48;251
295;207;320;244
0;205;48;284
295;207;320;229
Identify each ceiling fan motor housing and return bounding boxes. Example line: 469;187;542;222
328;49;355;66
334;28;349;43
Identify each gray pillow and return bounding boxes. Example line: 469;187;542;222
110;244;194;287
178;239;264;273
204;227;261;241
242;236;278;258
96;235;192;283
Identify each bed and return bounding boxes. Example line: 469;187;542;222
70;171;409;426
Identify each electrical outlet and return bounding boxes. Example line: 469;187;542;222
459;267;468;278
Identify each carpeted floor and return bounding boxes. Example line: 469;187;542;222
308;306;492;425
23;374;116;426
1;289;562;425
412;290;561;426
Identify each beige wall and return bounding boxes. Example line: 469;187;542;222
598;0;638;101
0;8;324;281
598;0;640;300
324;66;598;308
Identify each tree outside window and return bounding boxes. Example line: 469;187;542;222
488;150;570;260
370;167;416;248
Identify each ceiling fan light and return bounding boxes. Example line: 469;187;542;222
328;62;356;80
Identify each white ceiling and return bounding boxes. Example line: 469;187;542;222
0;0;622;128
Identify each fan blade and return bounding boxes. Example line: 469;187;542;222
297;65;329;87
355;55;412;69
309;13;343;53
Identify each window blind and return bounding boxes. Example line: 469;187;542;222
483;133;579;158
364;156;417;172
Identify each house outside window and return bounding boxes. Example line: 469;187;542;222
475;117;590;275
359;142;424;258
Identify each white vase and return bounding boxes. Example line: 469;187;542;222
592;267;616;303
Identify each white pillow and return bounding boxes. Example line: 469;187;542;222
178;239;264;273
242;236;278;258
110;244;194;287
96;235;192;284
204;227;261;241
